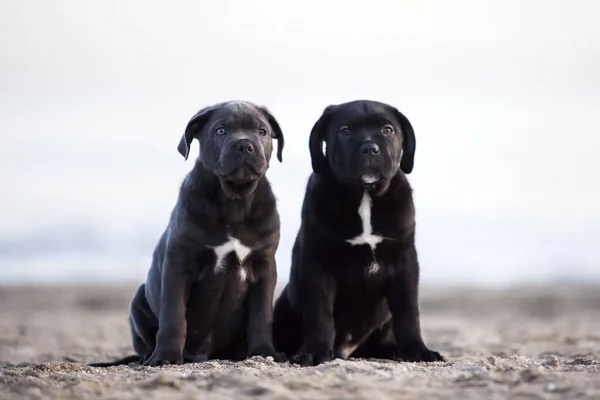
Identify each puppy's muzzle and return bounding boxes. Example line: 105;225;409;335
219;139;267;183
359;141;382;185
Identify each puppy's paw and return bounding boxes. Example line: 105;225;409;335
427;350;445;362
290;352;333;367
183;353;209;364
248;345;288;363
397;345;445;363
259;352;287;363
143;349;183;367
271;352;288;363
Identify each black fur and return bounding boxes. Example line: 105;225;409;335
273;100;443;366
89;101;285;367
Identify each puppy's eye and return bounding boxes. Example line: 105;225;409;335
383;125;394;134
339;126;351;136
258;127;268;136
215;127;226;135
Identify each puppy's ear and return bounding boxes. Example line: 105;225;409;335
392;108;416;174
258;106;285;163
309;105;337;174
177;103;223;160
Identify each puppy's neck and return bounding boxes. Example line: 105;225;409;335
323;175;392;200
319;170;410;207
184;161;265;225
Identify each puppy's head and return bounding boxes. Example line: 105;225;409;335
178;101;284;197
309;100;415;194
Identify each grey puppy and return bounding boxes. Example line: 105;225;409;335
90;101;285;366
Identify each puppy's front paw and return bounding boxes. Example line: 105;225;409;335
143;349;183;366
397;344;445;363
183;353;209;364
426;349;445;362
290;352;333;366
271;352;288;363
248;345;288;363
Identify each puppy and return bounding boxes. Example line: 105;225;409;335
90;101;285;366
272;100;444;366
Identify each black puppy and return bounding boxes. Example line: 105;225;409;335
90;101;285;366
272;100;444;366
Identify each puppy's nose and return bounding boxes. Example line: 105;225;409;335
235;139;255;155
360;142;380;156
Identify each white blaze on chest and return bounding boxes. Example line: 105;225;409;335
347;193;384;250
346;192;384;275
212;237;251;281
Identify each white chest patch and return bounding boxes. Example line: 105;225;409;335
212;237;251;281
346;193;385;275
347;193;384;250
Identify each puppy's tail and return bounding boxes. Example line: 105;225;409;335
88;354;142;367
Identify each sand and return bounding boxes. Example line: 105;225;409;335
0;284;599;400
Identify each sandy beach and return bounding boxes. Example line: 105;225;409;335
1;284;599;399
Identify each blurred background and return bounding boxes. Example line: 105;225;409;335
1;0;599;288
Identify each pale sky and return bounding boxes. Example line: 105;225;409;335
1;0;599;285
